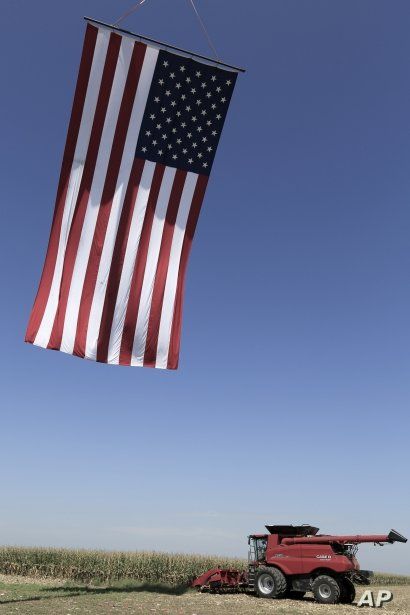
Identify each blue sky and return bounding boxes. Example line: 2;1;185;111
1;0;409;574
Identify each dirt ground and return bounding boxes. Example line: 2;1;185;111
0;575;409;614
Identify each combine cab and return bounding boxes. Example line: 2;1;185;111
192;524;407;604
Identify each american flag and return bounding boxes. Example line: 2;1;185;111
25;21;238;369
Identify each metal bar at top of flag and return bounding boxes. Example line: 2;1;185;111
84;17;246;73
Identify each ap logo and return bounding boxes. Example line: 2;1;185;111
357;589;393;608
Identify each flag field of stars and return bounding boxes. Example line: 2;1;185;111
136;49;237;175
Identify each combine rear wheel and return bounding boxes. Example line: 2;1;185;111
339;578;356;604
312;575;341;604
254;567;287;599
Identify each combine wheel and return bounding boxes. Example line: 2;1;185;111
339;578;356;604
312;575;341;604
254;567;287;599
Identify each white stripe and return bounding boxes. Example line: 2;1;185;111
107;161;156;364
155;173;198;368
130;167;177;366
34;28;110;348
60;36;135;354
85;47;159;360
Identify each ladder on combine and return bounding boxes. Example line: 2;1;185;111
247;540;257;590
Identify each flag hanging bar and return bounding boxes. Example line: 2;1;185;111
84;17;246;73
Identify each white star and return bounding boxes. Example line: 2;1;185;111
216;114;222;120
197;126;202;132
211;103;216;109
196;70;201;77
207;146;212;152
188;158;193;164
141;146;147;152
191;116;197;122
192;142;197;148
206;120;212;126
191;87;196;94
221;97;226;102
187;132;192;138
156;123;162;129
177;138;182;144
196;99;202;105
152;139;157;145
186;76;191;83
166;117;172;123
206;92;212;98
212;130;217;136
176;82;181;89
211;75;216;81
162;133;167;139
176;111;181;116
197;152;203;158
201;82;206;89
216;86;221;92
172;154;178;159
158;79;164;85
181;94;186;100
172;128;177;133
203;162;208;168
165;90;171;96
170;72;175;79
150;113;155;120
154;97;160;103
186;105;191;111
163;60;169;67
201;110;207;116
158;149;163;155
167;143;172;149
226;79;232;85
181;122;186;128
171;100;176;107
180;65;186;72
202;137;207;142
145;130;151;136
183;148;187;154
161;107;166;113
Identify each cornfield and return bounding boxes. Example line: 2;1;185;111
372;572;410;586
0;546;246;585
0;547;408;586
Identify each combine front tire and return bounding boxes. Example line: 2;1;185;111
339;578;356;604
312;575;341;604
255;567;287;599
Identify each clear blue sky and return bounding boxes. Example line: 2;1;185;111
1;1;409;574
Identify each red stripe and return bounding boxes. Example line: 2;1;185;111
167;174;208;369
96;158;145;363
47;32;122;350
25;24;98;343
143;170;187;367
119;163;166;366
73;42;147;358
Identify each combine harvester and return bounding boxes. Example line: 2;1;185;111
192;524;407;604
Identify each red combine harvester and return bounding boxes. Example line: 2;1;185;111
192;524;407;604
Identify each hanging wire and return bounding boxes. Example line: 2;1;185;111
186;0;220;60
113;0;148;27
112;0;220;62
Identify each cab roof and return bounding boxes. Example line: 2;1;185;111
265;524;319;536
